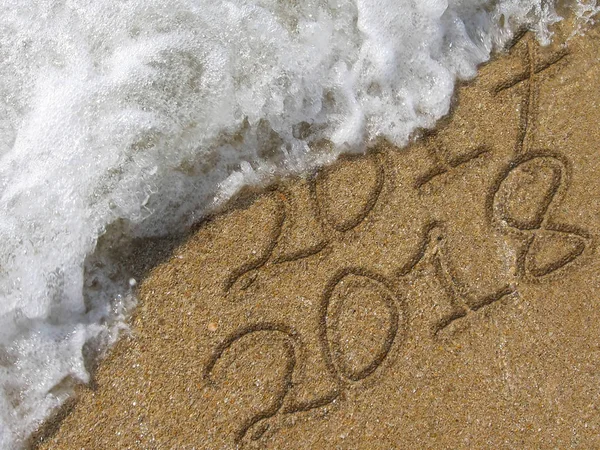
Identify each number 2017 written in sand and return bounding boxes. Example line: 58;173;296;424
203;38;592;445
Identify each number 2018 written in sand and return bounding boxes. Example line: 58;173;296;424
203;38;592;445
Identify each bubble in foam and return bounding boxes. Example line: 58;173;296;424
0;0;592;447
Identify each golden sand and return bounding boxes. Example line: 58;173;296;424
34;23;600;449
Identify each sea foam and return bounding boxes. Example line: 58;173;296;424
0;0;594;447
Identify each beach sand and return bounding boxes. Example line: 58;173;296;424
34;22;600;449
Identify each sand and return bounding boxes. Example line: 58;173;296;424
34;21;600;449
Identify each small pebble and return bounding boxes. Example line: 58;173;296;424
207;322;218;332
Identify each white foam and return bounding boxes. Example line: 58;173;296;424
0;0;594;447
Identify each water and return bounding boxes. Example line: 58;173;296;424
0;0;596;447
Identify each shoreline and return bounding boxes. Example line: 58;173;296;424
32;20;600;449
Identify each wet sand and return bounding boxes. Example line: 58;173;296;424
35;22;600;449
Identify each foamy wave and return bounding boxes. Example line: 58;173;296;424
0;0;593;447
